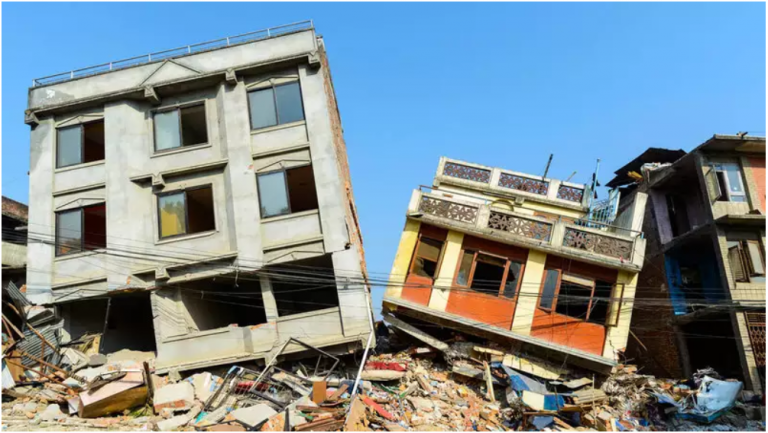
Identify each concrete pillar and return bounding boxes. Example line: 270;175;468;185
428;230;465;312
602;271;638;360
217;82;263;268
26;119;56;305
333;246;371;337
511;250;547;335
258;275;279;322
385;220;421;299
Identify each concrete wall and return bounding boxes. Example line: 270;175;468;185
25;31;372;371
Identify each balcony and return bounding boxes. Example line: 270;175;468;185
436;158;590;210
407;189;644;271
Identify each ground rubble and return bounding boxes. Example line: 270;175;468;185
2;323;766;431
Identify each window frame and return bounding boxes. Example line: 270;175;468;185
713;162;747;203
255;164;315;219
55;119;105;169
152;102;209;154
54;203;107;257
407;233;446;282
538;270;621;325
156;184;216;240
247;81;305;131
453;249;526;301
728;240;766;283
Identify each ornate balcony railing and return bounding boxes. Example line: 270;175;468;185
418;196;478;224
562;227;633;260
487;211;553;242
442;162;491;184
557;185;584;203
498;173;549;195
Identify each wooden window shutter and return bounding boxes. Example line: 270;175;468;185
745;240;765;276
729;245;748;282
705;164;722;202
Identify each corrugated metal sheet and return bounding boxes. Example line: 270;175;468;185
4;281;30;310
18;320;63;368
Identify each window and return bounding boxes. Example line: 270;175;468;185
728;240;765;283
455;250;525;299
55;204;107;256
154;104;209;152
248;81;305;130
256;165;319;218
56;120;105;168
411;237;444;279
538;270;619;325
712;162;747;203
666;194;690;237
158;186;215;239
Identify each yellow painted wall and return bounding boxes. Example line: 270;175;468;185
521;201;585;219
602;271;638;360
511;250;547;335
428;230;465;312
385;219;421;299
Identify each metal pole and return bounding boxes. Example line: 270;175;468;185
542;154;554;179
350;331;374;397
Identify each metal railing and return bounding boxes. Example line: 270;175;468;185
31;20;313;87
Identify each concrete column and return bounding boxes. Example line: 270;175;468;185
333;246;371;337
385;220;421;299
546;179;561;202
428;230;465;312
217;82;263;268
602;271;639;360
26;119;56;305
511;250;547;335
298;64;348;253
258;275;279;322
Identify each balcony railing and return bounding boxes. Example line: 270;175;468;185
411;189;643;267
32;20;313;87
437;159;587;206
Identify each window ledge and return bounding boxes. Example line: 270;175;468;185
151;143;212;158
261;208;319;223
156;230;218;245
54;160;105;174
250;120;306;136
54;249;103;262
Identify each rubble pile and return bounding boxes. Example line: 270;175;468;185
2;313;766;431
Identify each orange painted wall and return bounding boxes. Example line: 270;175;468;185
446;290;517;330
401;225;448;306
748;157;766;212
530;309;606;355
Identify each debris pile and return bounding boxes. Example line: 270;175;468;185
2;307;765;431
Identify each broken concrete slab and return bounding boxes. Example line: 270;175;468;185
361;369;407;381
88;353;107;367
502;353;565;380
230;403;277;428
187;372;221;403
153;381;195;412
38;404;65;422
78;368;148;418
156;404;201;431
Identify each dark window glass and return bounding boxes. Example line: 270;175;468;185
248;82;305;130
502;262;523;299
249;88;277;129
83;204;107;250
57;126;82;168
412;238;443;279
555;282;593;319
286;165;318;213
588;281;613;325
470;254;506;295
180;105;209;146
158;186;215;239
275;82;304;124
56;209;82;256
83;121;105;163
539;270;559;310
456;251;474;286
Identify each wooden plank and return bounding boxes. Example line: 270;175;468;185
78;385;148;418
360;395;395;420
484;361;495;403
328;384;348;401
382;315;450;352
312;381;327;404
502;354;564;380
343;396;367;432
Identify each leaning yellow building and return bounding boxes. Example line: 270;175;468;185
383;157;648;372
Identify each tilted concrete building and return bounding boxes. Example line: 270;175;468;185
383;157;648;373
2;196;28;289
618;135;766;391
23;21;373;372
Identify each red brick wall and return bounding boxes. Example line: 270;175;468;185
747;157;766;212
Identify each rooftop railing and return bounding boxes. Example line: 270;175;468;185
31;20;314;87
